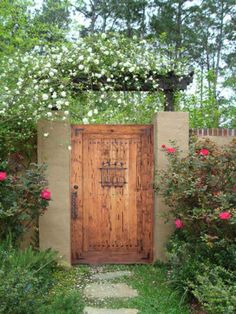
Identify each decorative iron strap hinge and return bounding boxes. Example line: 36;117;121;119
71;191;78;219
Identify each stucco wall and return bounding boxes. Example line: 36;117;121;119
38;119;71;263
153;112;189;261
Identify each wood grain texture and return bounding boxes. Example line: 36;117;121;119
71;125;154;264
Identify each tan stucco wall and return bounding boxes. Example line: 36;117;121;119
153;112;189;262
38;119;71;263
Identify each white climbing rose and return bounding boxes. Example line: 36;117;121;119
42;94;49;101
87;110;93;117
83;117;89;124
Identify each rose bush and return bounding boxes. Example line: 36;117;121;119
155;138;236;313
0;160;51;245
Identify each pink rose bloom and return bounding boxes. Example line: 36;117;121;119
41;189;51;200
0;172;7;181
219;211;231;220
161;144;166;149
199;148;209;156
167;147;176;154
175;219;184;229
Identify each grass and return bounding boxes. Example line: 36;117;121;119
75;264;190;314
41;263;190;313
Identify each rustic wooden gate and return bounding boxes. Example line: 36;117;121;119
71;125;154;264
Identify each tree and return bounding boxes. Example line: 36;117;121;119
73;0;148;37
0;0;71;58
32;0;71;43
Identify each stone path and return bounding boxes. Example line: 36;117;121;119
83;270;139;314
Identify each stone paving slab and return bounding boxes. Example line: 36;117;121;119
83;307;138;314
84;283;138;299
91;271;132;281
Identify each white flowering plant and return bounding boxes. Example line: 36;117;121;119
0;33;188;156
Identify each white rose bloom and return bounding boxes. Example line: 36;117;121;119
94;109;98;114
87;110;93;117
47;112;52;117
78;64;84;70
64;111;69;115
42;94;49;100
83;117;89;124
101;33;106;39
61;91;66;97
52;92;57;99
49;71;54;77
44;133;49;137
78;55;84;61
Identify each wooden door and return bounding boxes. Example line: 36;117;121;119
71;125;154;264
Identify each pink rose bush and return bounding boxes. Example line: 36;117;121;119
157;138;236;314
175;219;184;229
219;211;231;220
161;145;176;154
156;138;236;239
0;171;7;181
41;188;51;200
0;163;51;243
167;147;176;154
199;148;209;156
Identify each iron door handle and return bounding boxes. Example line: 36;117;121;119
71;191;78;219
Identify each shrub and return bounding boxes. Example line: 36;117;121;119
38;291;84;314
156;139;236;312
0;161;51;244
190;266;236;314
0;243;58;314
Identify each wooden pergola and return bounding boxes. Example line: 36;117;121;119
72;70;194;111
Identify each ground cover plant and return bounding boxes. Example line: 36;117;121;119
156;138;236;313
0;242;85;314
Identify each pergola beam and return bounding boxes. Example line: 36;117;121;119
71;71;194;111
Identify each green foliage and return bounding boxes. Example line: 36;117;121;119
190;266;236;314
0;0;70;57
156;139;236;312
0;243;58;314
38;291;84;314
0;162;49;244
